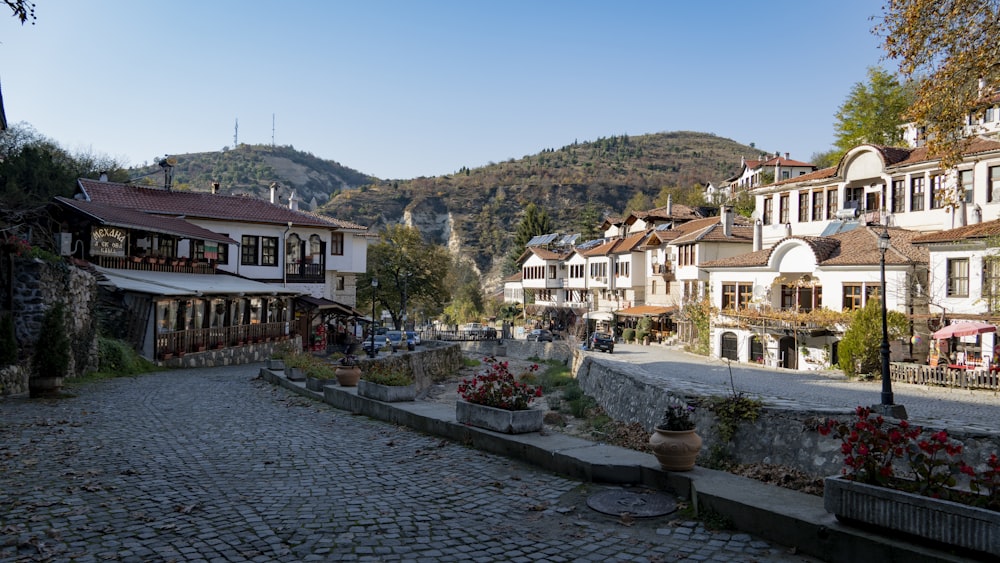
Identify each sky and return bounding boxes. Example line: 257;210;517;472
1;1;889;180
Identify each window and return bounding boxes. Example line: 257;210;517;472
812;191;824;221
947;258;969;297
987;107;996;122
842;284;863;311
158;237;176;258
309;235;323;258
330;232;344;255
549;265;557;279
781;285;821;312
891;179;906;213
337;276;345;291
722;283;753;310
779;193;790;224
910;176;925;211
217;235;229;265
990;166;1000;203
929;174;944;209
959;170;974;203
192;240;205;261
763;197;773;224
261;237;278;266
984;258;1000;312
798;192;809;222
241;235;259;265
826;188;838;218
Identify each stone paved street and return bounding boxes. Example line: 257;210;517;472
0;364;819;562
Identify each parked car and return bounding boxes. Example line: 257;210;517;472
362;334;390;355
386;330;416;351
526;329;554;342
460;322;485;339
405;330;421;346
591;332;614;353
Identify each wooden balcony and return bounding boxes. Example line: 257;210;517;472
285;262;325;283
156;322;288;359
96;255;217;274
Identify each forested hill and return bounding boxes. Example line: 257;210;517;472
126;144;374;208
321;131;762;283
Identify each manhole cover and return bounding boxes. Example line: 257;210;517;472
586;488;678;518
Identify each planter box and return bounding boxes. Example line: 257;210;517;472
306;377;334;392
357;380;416;402
456;400;544;434
286;367;306;382
824;475;1000;555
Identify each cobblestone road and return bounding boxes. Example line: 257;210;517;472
0;364;818;563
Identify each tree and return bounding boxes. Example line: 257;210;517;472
4;0;35;25
810;149;841;170
573;202;603;241
442;256;485;324
838;298;909;379
876;0;1000;169
363;225;451;330
504;203;552;273
623;191;652;216
30;301;70;398
833;67;917;154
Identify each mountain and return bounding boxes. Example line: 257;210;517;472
128;132;764;288
127;144;374;208
321;131;760;285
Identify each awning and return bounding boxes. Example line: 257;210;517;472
95;267;300;297
296;295;364;317
614;305;678;318
583;311;615;321
932;321;997;340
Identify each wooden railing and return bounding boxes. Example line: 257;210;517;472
285;262;325;282
156;322;288;358
97;255;217;274
890;362;1000;392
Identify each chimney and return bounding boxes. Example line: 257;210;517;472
666;194;673;216
270;182;278;204
784;223;792;238
784;152;789;160
289;190;298;211
974;204;983;224
753;219;762;252
98;172;108;182
721;206;733;237
211;181;220;195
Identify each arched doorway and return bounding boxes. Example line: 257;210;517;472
779;336;797;369
749;335;764;363
721;332;738;361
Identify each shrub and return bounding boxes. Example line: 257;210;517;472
0;312;17;366
622;328;636;343
32;303;70;379
97;337;156;376
362;363;413;386
458;356;541;410
839;298;908;378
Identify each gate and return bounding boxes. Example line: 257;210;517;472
721;332;738;361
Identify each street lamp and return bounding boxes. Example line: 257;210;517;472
369;278;378;358
875;226;907;419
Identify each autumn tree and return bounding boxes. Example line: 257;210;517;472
833;67;917;154
876;0;1000;168
623;191;653;216
362;225;451;330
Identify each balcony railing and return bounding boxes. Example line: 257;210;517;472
285;262;325;282
96;255;217;274
156;322;288;359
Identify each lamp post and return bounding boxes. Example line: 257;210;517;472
875;226;907;419
369;278;378;358
584;292;592;350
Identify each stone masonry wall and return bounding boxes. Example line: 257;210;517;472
358;341;463;394
2;259;99;394
570;351;1000;480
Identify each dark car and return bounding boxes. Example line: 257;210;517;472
526;329;553;342
591;331;614;353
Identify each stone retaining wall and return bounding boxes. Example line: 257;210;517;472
571;351;1000;480
359;341;463;394
458;339;572;364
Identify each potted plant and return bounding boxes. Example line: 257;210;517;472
455;356;543;434
304;359;336;391
818;406;1000;555
334;352;361;386
357;362;416;402
648;403;701;471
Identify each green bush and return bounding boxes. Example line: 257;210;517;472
32;303;70;379
636;330;649;343
622;328;636;343
97;337;157;376
0;312;17;366
362;363;413;386
839;298;909;378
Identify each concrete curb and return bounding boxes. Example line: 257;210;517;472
259;368;979;563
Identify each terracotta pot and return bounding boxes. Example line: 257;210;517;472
335;365;361;387
649;428;702;471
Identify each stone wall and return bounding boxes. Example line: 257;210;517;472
571;351;1000;480
458;339;573;364
158;337;304;369
358;341;463;394
2;259;99;393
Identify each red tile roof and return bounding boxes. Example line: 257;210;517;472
77;178;367;230
54;197;238;244
911;218;1000;244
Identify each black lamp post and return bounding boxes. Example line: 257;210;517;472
369;278;378;358
875;226;907;419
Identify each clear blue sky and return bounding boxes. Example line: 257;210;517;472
1;0;888;180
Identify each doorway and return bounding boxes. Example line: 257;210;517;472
779;336;798;369
721;332;738;361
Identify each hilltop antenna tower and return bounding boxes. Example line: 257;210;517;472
271;113;275;147
234;118;239;147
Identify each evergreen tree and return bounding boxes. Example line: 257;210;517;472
839;298;909;378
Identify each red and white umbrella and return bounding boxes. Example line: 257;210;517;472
932;321;997;340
